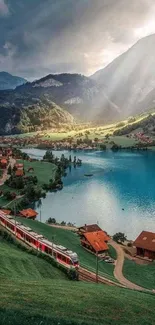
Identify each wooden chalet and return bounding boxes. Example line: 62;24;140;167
80;231;110;255
78;224;102;235
19;208;38;220
134;231;155;260
79;224;110;255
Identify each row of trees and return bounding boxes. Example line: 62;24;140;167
47;217;75;227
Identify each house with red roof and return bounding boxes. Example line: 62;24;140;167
15;169;24;177
133;231;155;260
80;227;110;255
78;223;102;235
19;208;38;220
0;158;8;169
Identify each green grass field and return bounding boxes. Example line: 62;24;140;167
18;160;57;185
123;259;155;290
16;218;116;281
1;233;155;324
0;238;67;281
1;276;155;325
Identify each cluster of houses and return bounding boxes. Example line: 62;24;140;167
134;132;153;144
78;223;155;261
0;134;103;151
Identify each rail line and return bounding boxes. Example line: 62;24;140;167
79;267;126;288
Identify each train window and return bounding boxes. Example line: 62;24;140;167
61;255;66;263
45;246;49;253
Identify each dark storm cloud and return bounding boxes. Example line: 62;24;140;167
0;0;155;79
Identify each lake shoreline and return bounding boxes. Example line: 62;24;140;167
21;148;155;240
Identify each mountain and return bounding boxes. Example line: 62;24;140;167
0;72;27;90
92;34;155;117
0;92;74;135
17;73;119;122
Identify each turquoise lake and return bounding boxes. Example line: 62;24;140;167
22;148;155;240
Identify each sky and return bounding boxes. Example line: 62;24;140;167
1;0;155;80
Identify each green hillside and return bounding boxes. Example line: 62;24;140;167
1;277;155;325
1;234;155;324
123;259;155;290
16;218;116;281
0;238;67;281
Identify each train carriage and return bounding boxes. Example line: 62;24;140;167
0;211;79;269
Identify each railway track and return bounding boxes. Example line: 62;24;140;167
79;267;126;288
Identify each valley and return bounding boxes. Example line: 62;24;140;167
2;2;155;325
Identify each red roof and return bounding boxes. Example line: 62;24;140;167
19;208;38;218
1;209;11;215
15;170;24;176
134;231;155;252
15;163;23;169
83;230;109;252
79;224;102;232
1;159;7;164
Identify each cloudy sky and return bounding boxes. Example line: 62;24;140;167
0;0;155;80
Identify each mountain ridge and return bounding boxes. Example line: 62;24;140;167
0;71;27;90
91;33;155;117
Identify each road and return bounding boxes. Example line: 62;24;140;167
110;240;146;291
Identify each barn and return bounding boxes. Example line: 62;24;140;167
133;231;155;260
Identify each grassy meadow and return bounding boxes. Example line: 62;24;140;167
18;159;57;185
123;259;155;290
0;239;67;281
0;272;155;325
1;237;155;325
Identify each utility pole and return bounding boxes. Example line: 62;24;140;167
96;252;99;283
40;208;41;222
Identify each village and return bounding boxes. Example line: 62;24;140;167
0;145;155;269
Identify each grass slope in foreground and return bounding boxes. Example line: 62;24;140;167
1;236;155;324
0;238;67;281
1;278;155;325
123;259;155;290
16;218;116;281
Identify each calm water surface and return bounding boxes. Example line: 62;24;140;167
22;148;155;239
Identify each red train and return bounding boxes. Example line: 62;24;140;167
0;211;79;269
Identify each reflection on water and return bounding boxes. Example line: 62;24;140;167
22;148;155;239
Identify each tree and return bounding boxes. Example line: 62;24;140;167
47;217;56;224
61;221;66;226
105;134;110;140
113;232;127;244
100;144;106;151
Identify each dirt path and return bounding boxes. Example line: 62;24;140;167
0;157;16;186
110;240;147;291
